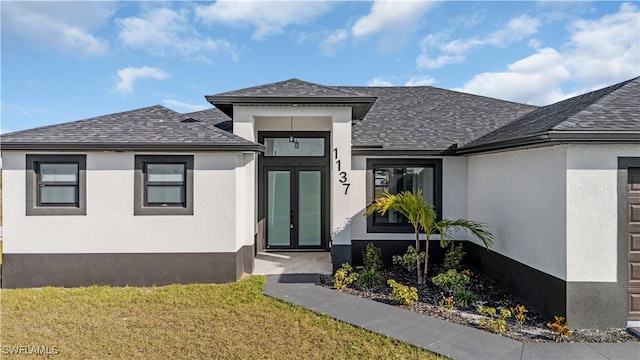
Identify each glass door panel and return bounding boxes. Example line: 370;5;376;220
298;171;322;246
267;170;290;246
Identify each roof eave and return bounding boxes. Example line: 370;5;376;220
0;142;266;152
351;147;447;156
457;131;640;155
206;95;377;120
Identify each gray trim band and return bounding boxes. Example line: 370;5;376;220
2;249;254;288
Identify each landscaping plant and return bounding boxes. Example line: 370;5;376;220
432;269;470;296
333;263;358;290
365;189;494;283
362;242;384;271
547;316;572;342
512;304;528;328
387;279;418;306
357;267;383;290
443;243;466;271
392;245;426;274
453;288;478;308
477;306;511;334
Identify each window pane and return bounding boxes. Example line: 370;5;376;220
147;186;184;204
267;171;291;246
40;186;76;204
264;138;324;157
40;164;77;182
298;171;321;246
373;166;435;225
147;164;184;182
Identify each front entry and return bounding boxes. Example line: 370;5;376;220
266;167;326;248
258;132;330;251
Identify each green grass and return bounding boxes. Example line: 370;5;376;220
1;276;441;359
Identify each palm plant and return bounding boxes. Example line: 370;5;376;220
365;190;494;284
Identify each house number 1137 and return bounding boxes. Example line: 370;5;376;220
333;148;351;195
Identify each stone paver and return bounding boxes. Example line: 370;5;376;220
264;274;640;360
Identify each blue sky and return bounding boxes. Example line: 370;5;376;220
2;1;639;133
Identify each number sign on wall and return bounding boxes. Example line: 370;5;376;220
333;148;350;195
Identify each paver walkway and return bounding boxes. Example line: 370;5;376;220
263;274;640;360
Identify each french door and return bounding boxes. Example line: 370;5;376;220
265;167;326;249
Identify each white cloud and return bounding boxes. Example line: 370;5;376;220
195;1;332;40
563;2;640;88
417;14;540;69
2;2;112;56
320;29;348;57
351;0;435;38
405;76;435;86
416;54;464;69
455;3;640;105
455;48;571;105
116;67;169;93
162;99;209;113
367;78;394;86
117;8;233;62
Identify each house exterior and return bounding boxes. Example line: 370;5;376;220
1;77;638;329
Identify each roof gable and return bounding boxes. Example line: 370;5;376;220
206;78;377;120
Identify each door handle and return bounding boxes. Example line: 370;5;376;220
290;210;294;228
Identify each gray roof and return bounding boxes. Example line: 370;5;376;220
339;86;537;152
4;77;637;154
461;77;640;152
206;78;376;120
1;105;263;151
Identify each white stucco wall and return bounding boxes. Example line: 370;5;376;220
349;155;469;241
2;151;248;254
566;144;640;282
468;145;567;279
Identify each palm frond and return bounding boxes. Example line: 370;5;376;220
436;219;494;249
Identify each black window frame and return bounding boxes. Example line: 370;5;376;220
366;158;442;233
134;155;194;216
26;154;87;216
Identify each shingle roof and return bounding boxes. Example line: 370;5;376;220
462;77;640;151
340;86;536;151
211;78;366;98
206;78;376;120
1;105;262;151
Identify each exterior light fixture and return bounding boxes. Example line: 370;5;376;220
289;116;296;143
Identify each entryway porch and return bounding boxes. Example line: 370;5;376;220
253;251;332;275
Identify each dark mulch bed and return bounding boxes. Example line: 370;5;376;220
320;265;639;343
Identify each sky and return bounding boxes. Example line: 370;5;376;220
1;1;639;133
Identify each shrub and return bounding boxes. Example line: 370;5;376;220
333;263;358;290
392;246;426;273
432;269;470;295
443;243;466;271
357;267;383;289
453;288;478;307
547;316;572;342
362;243;384;271
477;306;511;334
442;296;455;318
512;304;528;328
387;279;418;306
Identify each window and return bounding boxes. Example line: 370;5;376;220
134;155;194;215
366;159;442;233
26;154;86;216
264;137;325;157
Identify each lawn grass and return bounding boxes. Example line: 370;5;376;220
1;276;440;359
